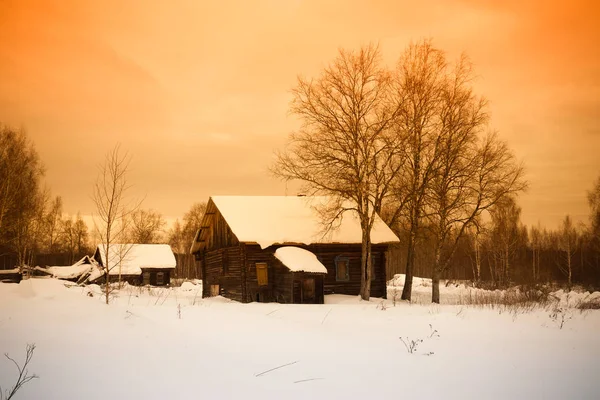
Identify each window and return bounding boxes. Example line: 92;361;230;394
256;263;268;286
142;271;150;285
335;256;350;281
156;272;165;286
210;284;220;296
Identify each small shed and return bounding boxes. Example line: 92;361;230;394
45;255;98;282
190;196;400;304
0;268;22;284
90;244;177;286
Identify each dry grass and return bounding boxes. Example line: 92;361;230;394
456;286;552;314
576;298;600;310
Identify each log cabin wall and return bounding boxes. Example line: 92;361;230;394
308;244;387;298
241;243;387;302
204;201;240;252
202;246;244;302
244;244;293;303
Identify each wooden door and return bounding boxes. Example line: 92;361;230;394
302;278;315;304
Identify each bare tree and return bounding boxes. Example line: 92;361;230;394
381;43;526;302
488;196;525;286
273;44;403;300
0;127;43;235
11;187;49;269
0;126;45;268
127;209;165;244
73;213;90;258
167;202;207;279
92;144;138;304
558;215;578;288
530;223;543;283
589;175;600;252
59;213;91;264
45;196;63;253
0;344;38;400
386;40;448;301
427;130;526;302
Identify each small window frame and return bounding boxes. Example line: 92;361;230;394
335;256;350;282
256;262;268;286
142;271;151;286
156;271;165;286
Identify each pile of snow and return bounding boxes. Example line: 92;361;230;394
47;264;93;280
195;196;399;250
274;246;328;274
550;289;600;308
180;281;200;291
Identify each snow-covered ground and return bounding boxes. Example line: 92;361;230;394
1;278;599;399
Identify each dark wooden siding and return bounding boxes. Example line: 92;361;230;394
241;243;386;302
204;201;240;252
244;245;293;303
308;244;387;298
202;246;244;302
252;243;387;299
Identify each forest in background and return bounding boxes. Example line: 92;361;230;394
1;40;600;290
2;124;599;289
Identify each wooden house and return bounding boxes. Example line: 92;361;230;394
190;196;400;304
90;244;176;286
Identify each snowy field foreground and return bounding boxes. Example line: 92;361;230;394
1;279;600;399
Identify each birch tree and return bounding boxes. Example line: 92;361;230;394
45;196;63;253
386;40;447;301
273;44;403;300
0;126;45;263
92;145;138;304
558;215;578;288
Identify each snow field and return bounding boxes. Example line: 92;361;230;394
1;279;599;399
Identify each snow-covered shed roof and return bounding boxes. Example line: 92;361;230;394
94;244;176;276
274;246;327;274
191;195;399;252
44;256;99;280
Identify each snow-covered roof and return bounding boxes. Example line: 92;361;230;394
94;244;176;276
274;247;327;274
47;264;94;280
0;268;20;274
192;195;399;251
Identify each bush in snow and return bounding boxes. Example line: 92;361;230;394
399;337;423;354
549;305;572;329
0;344;38;400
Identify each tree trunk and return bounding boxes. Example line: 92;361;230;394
359;227;372;301
401;228;416;301
432;267;441;304
474;235;481;284
532;246;536;283
104;243;110;305
504;243;510;285
567;249;572;288
431;236;443;304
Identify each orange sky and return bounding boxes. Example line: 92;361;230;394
1;0;599;229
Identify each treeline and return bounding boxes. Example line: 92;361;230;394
387;188;600;290
0;125;205;279
0;127;92;268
